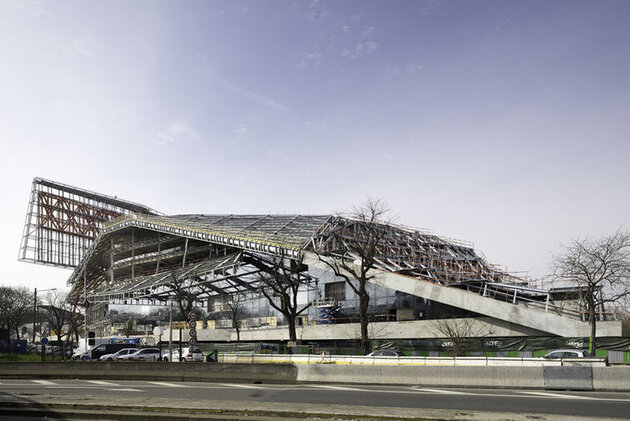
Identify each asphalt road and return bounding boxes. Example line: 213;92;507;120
0;379;629;420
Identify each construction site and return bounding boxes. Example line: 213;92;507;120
18;178;630;359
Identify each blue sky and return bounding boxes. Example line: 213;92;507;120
1;0;629;290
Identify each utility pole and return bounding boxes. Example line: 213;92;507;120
83;263;88;354
168;298;173;363
32;288;37;343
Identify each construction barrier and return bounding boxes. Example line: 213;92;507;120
217;353;608;368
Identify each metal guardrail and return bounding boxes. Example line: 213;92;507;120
217;353;608;367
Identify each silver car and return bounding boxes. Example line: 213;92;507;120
99;348;138;361
543;349;591;359
162;347;204;362
119;348;161;361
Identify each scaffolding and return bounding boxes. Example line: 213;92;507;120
19;177;159;268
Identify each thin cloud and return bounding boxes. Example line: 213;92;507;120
297;52;323;68
71;39;93;58
222;80;288;112
156;120;199;145
5;0;45;18
361;26;375;37
235;124;249;138
340;42;379;60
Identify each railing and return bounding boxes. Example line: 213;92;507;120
217;353;607;367
103;214;304;259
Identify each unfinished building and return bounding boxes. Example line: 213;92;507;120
19;178;627;354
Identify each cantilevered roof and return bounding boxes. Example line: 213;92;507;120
103;213;333;256
67;213;333;293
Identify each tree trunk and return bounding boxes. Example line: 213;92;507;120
359;287;370;355
288;317;297;343
590;307;597;355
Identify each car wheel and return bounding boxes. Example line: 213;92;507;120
163;357;168;362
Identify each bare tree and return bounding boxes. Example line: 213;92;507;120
169;272;202;321
257;258;312;345
39;290;76;360
433;317;493;357
224;293;246;342
121;314;135;337
0;286;32;342
316;198;392;355
40;290;73;342
552;229;630;354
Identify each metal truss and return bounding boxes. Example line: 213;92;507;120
67;212;320;306
67;210;528;311
19;177;159;268
308;217;522;286
101;213;332;260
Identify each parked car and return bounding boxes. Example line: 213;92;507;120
367;350;404;357
162;347;204;362
79;343;138;361
99;348;138;361
119;348;161;361
543;349;591;359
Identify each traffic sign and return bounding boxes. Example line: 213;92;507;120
188;311;197;321
188;337;197;346
189;329;197;338
188;320;196;329
40;337;49;345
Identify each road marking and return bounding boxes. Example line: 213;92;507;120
308;385;367;392
412;387;469;395
86;380;119;386
218;383;264;389
147;381;189;388
521;391;593;400
107;388;143;392
32;380;56;385
520;391;610;401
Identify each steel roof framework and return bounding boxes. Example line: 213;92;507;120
67;211;524;308
19;177;159;268
68;214;326;305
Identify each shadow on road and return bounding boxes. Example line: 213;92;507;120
0;391;69;420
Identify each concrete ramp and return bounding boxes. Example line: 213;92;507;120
305;253;623;337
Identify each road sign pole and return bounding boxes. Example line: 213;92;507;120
168;299;173;363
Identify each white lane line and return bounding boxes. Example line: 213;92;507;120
32;380;56;385
107;388;143;392
412;387;469;395
147;381;189;388
521;391;598;400
218;383;265;389
308;385;367;392
86;380;119;386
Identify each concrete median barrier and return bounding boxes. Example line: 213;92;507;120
296;364;544;389
543;366;593;391
592;366;630;391
0;362;298;384
1;362;627;391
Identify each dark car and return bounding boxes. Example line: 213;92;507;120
88;343;139;361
